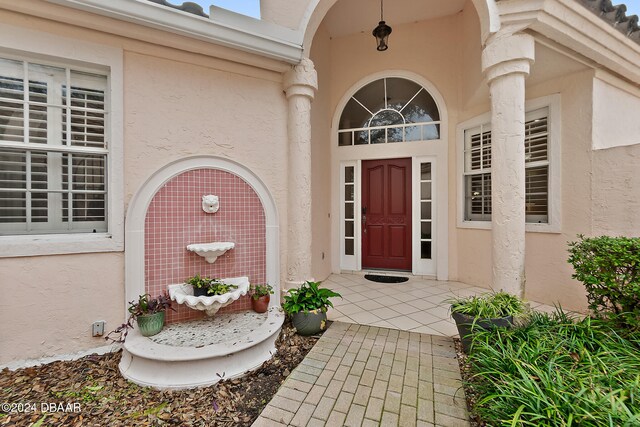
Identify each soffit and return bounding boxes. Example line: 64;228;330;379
323;0;467;38
528;42;590;86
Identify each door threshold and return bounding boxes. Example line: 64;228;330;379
340;270;437;280
362;270;412;277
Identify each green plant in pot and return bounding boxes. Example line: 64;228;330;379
105;292;175;342
206;279;238;296
186;274;212;297
448;291;526;354
250;284;274;313
186;275;237;297
283;280;341;336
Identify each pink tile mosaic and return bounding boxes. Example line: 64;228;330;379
144;168;266;323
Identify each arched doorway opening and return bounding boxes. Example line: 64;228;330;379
331;73;449;278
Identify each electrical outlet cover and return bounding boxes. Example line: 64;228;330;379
92;321;105;337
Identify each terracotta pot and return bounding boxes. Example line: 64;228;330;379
252;295;270;313
136;311;165;337
451;311;514;354
291;310;327;336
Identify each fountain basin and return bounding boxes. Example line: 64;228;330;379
168;276;249;316
186;241;234;263
120;308;284;389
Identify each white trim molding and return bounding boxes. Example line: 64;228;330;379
0;24;124;258
124;156;281;314
456;94;562;233
43;0;303;64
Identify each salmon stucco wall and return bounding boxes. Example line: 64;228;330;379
592;145;640;235
0;5;289;365
311;0;597;310
310;22;333;281
123;51;289;284
0;253;124;365
456;70;596;311
144;169;266;323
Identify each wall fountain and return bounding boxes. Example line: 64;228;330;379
120;189;283;389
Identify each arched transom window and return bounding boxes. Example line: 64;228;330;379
338;77;440;146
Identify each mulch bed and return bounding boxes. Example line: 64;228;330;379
454;338;484;427
0;319;320;427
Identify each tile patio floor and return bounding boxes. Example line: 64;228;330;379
323;273;555;337
253;273;556;426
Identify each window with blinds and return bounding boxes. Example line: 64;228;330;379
0;57;108;235
463;108;549;223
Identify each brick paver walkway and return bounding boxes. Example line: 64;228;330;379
253;322;470;427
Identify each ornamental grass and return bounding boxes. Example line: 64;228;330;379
466;310;640;426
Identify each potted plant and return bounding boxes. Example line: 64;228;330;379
186;274;212;297
283;280;341;336
448;291;526;353
186;275;237;297
205;279;238;296
105;292;175;342
250;284;274;313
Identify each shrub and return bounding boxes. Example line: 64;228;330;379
568;235;640;317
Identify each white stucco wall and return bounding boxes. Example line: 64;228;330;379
260;0;310;31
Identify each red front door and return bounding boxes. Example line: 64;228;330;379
362;158;412;271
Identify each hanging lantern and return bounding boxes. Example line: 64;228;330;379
372;0;392;51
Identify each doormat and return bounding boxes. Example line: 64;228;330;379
364;274;409;284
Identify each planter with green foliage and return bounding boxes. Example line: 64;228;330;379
185;274;238;297
448;291;526;353
106;292;175;342
250;284;274;313
283;281;341;336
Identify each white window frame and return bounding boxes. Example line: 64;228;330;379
0;24;123;257
337;77;442;147
0;59;109;234
456;94;561;233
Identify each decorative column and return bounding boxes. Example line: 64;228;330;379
283;58;318;288
481;32;535;297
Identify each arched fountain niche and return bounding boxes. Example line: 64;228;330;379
122;156;282;389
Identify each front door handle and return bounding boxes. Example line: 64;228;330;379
362;206;367;233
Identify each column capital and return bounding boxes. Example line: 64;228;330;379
284;57;318;100
482;32;535;84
